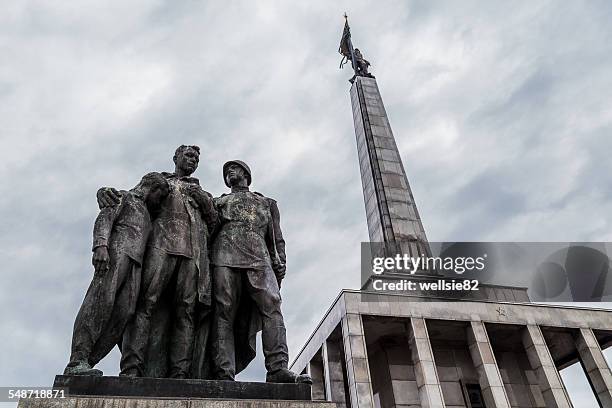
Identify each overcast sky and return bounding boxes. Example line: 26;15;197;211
2;1;612;406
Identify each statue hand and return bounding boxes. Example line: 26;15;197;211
184;184;201;199
185;184;212;207
96;187;122;209
92;246;110;273
273;262;286;283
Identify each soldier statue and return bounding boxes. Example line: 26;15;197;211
210;160;311;384
64;172;170;376
352;48;373;78
97;145;217;378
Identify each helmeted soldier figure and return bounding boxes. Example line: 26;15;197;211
210;160;311;384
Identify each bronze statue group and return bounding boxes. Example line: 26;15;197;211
64;145;311;384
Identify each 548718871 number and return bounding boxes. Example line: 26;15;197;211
7;389;65;400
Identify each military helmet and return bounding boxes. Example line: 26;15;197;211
223;160;252;187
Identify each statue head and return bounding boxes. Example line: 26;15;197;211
354;48;363;58
135;172;170;209
173;145;200;176
223;160;252;188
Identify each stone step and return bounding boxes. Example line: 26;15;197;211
18;397;338;408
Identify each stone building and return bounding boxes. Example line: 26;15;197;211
289;74;612;407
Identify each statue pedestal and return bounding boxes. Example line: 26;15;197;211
52;375;312;400
17;375;336;408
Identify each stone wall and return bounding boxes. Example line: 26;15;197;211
18;398;338;408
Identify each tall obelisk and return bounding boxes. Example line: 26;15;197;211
339;16;430;260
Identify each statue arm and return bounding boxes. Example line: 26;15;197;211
200;190;218;235
266;198;286;287
265;217;284;288
206;196;224;240
268;199;286;265
92;196;123;250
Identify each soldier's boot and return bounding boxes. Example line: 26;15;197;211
266;368;312;384
118;368;138;378
169;370;187;379
64;361;103;376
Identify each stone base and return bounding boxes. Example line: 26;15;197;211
52;375;311;400
18;397;337;408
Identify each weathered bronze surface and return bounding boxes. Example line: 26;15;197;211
63;148;310;385
65;173;170;377
210;161;309;384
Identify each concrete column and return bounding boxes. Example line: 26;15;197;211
575;328;612;406
522;325;572;408
321;341;332;401
322;339;348;406
467;321;511;408
308;357;326;401
341;313;375;408
408;317;445;408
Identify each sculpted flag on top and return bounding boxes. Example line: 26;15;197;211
338;17;352;68
63;147;311;384
338;14;374;82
